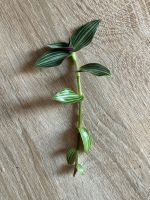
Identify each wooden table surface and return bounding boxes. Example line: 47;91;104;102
1;0;150;199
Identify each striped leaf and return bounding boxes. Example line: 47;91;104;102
53;88;84;104
77;164;84;175
35;50;70;68
66;148;77;165
47;42;69;49
70;19;100;51
79;128;92;153
47;42;74;52
79;63;110;76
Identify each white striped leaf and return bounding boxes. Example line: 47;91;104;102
35;50;70;67
79;63;110;76
79;127;92;153
70;19;100;51
53;88;84;104
47;42;69;49
66;148;77;165
47;42;73;52
77;164;84;175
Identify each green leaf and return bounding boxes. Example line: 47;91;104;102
47;42;73;52
78;63;110;76
47;42;69;49
70;19;100;51
77;164;84;175
79;127;92;153
53;88;84;104
66;148;77;165
35;50;70;68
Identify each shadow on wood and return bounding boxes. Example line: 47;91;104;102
20;47;47;73
50;127;77;176
14;97;59;111
13;50;79;176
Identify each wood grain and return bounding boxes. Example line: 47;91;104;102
0;0;150;199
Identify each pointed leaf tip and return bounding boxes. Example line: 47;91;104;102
71;19;100;51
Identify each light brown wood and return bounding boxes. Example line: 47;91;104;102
1;0;150;199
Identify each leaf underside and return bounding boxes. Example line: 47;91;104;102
79;127;92;153
70;19;100;51
79;63;110;76
66;148;77;165
77;163;84;175
53;88;84;104
35;50;70;67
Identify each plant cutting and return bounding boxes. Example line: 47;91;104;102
35;19;110;176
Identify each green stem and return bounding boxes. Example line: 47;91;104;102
72;52;83;177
